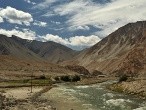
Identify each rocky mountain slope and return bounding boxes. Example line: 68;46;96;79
64;21;146;76
10;35;77;63
0;34;77;63
0;34;42;61
0;34;80;80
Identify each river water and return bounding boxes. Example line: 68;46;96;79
41;81;146;110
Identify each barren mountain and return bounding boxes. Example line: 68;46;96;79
0;34;42;61
0;34;79;80
11;35;77;63
64;21;146;76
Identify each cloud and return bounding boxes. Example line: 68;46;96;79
42;11;56;17
0;28;36;40
42;34;68;45
42;34;101;47
0;6;33;26
51;21;61;25
33;20;47;27
0;28;101;49
69;35;101;46
24;0;36;5
33;0;58;9
68;25;90;31
53;0;146;36
54;0;90;16
0;16;3;23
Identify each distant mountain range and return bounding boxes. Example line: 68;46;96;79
0;34;78;63
1;21;146;77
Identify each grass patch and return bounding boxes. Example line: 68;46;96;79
0;78;52;88
108;84;124;93
27;79;51;85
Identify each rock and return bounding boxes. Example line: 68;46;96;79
109;79;146;98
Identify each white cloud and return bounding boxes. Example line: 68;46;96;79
33;20;47;27
42;34;68;45
51;21;61;25
33;0;58;9
0;6;33;26
24;0;36;5
54;0;90;16
54;0;146;36
69;35;101;46
0;28;36;40
0;28;101;48
42;34;101;47
42;11;56;17
68;25;90;31
0;16;3;23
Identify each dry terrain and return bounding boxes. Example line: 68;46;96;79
108;78;146;99
0;86;55;110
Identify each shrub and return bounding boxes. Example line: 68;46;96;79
60;76;71;82
72;75;81;82
39;75;46;79
54;77;60;81
118;74;128;83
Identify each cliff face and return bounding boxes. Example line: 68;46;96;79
65;21;146;76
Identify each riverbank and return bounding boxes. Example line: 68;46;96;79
38;80;146;110
74;77;110;85
1;78;146;110
108;79;146;99
0;77;112;110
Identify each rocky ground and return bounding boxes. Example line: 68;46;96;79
108;79;146;99
0;86;56;110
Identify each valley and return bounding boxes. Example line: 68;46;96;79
1;21;146;110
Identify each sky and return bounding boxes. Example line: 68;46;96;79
0;0;146;50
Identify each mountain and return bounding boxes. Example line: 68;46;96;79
0;34;79;80
0;34;42;61
0;34;77;63
10;35;78;63
64;21;146;76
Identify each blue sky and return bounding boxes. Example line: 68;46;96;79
0;0;146;50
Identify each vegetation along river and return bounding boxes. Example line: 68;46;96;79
41;81;146;110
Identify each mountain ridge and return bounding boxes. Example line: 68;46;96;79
0;34;78;63
1;21;146;77
63;21;146;77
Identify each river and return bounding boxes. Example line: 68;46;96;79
41;81;146;110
